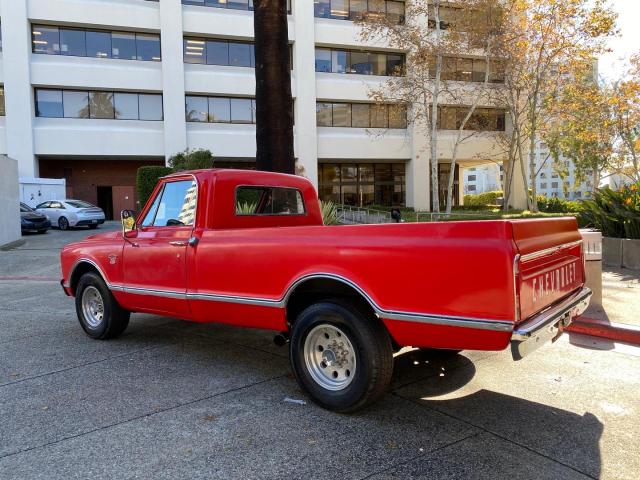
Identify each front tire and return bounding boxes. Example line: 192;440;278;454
290;299;393;413
75;272;130;339
58;216;69;230
88;224;98;229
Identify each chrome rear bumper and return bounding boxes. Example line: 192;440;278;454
510;287;592;360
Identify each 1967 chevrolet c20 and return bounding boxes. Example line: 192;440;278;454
61;169;591;412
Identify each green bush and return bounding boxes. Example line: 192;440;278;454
136;166;172;209
463;190;503;207
579;182;640;239
536;195;582;213
320;200;339;225
169;149;215;171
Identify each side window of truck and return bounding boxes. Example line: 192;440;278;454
140;180;197;227
235;186;305;216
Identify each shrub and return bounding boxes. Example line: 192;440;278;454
320;200;339;225
536;195;581;213
463;190;503;207
169;149;215;171
136;166;172;209
579;182;640;239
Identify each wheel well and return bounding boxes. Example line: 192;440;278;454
285;277;377;327
69;262;101;295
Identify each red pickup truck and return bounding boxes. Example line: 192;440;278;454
61;169;591;412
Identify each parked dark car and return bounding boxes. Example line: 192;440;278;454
20;202;51;234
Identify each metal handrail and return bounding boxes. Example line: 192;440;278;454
334;205;504;224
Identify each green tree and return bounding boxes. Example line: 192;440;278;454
168;149;215;171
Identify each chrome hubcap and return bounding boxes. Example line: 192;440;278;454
303;324;356;391
81;286;104;328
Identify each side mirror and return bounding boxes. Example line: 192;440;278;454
121;209;137;236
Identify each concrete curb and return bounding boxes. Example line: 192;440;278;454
0;238;26;251
568;316;640;346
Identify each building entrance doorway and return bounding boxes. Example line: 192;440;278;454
97;186;114;220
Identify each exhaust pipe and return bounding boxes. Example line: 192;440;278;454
273;333;289;347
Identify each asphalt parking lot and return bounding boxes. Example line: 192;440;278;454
1;224;639;480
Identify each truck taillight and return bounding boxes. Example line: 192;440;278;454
513;254;521;323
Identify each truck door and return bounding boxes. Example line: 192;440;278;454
121;178;197;317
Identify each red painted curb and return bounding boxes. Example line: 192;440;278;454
568;317;640;346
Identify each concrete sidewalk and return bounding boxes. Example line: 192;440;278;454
1;225;639;479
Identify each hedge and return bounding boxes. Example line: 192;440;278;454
136;166;172;209
463;190;503;207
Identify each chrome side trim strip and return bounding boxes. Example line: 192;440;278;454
121;285;186;300
380;311;514;331
520;240;583;262
188;292;282;308
105;272;515;332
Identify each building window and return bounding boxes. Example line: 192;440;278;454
551;182;559;189
467;185;476;192
467;175;476;182
32;25;161;61
35;89;163;120
184;37;292;69
431;57;505;83
0;86;5;116
182;0;291;13
315;48;404;76
186;95;256;124
314;0;405;24
437;106;506;131
428;4;502;33
540;183;547;189
316;102;407;128
318;163;405;207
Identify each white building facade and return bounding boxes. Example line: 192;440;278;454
0;0;513;217
534;142;593;200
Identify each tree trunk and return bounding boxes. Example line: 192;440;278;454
430;0;442;213
254;0;294;174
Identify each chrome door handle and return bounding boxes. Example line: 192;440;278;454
169;241;187;247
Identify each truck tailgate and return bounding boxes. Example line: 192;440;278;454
511;218;585;323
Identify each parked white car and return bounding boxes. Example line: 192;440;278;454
35;199;105;230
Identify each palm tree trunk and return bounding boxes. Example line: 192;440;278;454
254;0;294;174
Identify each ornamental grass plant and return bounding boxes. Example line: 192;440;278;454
579;182;640;239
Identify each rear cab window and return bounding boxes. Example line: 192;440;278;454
235;186;305;216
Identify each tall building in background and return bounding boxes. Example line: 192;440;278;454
463;163;502;194
0;0;512;216
534;141;593;200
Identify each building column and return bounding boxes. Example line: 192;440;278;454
1;0;37;177
159;0;187;164
292;1;319;187
407;117;430;211
505;157;528;209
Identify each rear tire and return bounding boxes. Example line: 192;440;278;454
58;217;69;230
75;272;130;339
289;299;393;413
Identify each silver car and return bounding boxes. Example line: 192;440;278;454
35;199;106;230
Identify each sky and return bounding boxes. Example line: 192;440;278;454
598;0;640;81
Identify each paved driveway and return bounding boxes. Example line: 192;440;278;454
1;224;639;479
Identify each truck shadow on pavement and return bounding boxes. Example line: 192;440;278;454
391;348;603;478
